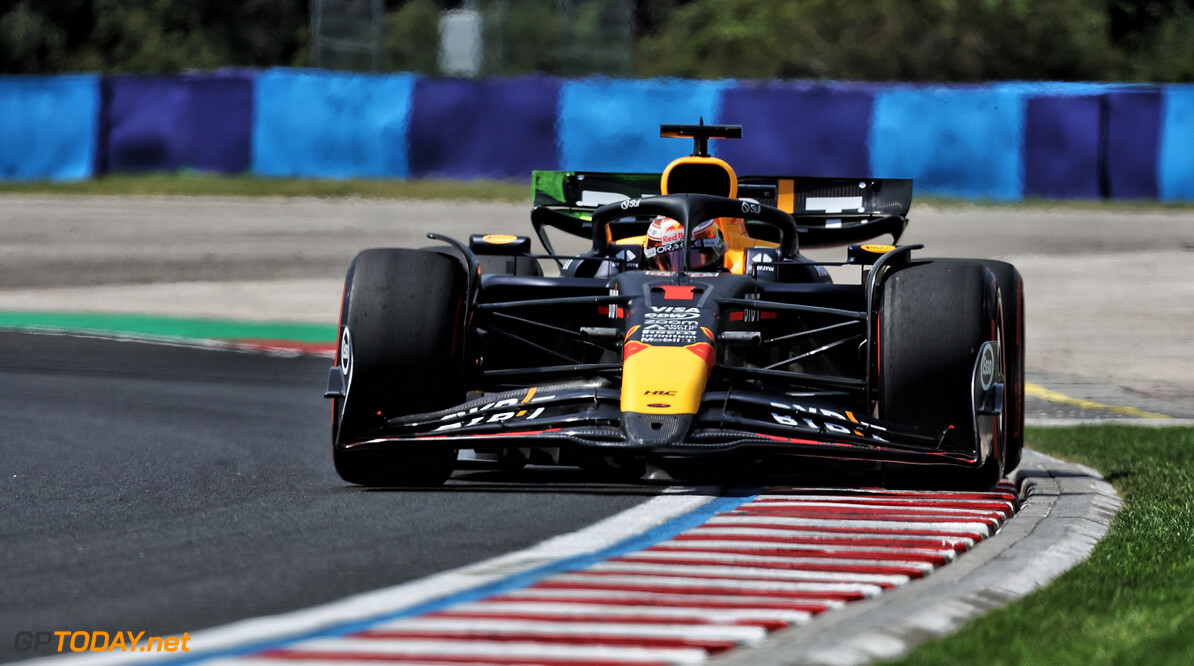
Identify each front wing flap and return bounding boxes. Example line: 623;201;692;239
342;385;981;468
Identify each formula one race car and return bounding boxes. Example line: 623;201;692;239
324;123;1024;489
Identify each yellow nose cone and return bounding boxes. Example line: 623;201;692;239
621;343;714;415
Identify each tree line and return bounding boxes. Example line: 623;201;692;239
2;0;1191;82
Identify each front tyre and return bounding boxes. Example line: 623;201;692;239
879;260;1004;490
332;249;466;487
976;260;1024;474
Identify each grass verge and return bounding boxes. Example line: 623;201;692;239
0;173;529;203
1;172;1192;210
890;425;1194;666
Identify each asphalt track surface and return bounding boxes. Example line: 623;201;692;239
0;332;657;663
1;196;1190;663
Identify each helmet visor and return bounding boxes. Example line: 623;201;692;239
645;217;725;271
645;239;723;271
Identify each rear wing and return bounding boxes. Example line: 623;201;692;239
531;171;913;249
533;171;911;216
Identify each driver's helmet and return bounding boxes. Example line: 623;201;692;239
644;216;726;271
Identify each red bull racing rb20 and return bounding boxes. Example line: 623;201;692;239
324;123;1025;489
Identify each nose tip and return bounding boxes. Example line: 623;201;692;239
621;412;693;447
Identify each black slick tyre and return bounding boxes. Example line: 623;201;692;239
977;260;1024;474
931;259;1024;474
879;260;1004;490
332;248;466;487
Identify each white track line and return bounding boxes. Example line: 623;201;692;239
739;500;1009;514
702;516;996;537
612;550;938;574
237;637;711;664
687;526;977;549
547;573;885;597
651;539;958;563
492;586;847;611
586;561;911;586
433;600;815;625
363;617;767;643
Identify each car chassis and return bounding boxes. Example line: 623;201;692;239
325;123;1024;488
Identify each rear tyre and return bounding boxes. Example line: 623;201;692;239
879;261;1004;490
332;249;466;487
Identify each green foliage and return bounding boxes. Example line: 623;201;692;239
0;0;1192;81
0;1;68;73
553;0;633;75
482;0;561;76
85;1;225;73
634;0;1124;82
384;0;440;74
1125;6;1194;81
379;0;568;77
0;0;307;74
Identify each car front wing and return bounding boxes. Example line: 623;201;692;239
340;384;983;468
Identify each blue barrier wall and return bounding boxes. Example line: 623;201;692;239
0;75;99;180
1105;90;1163;199
1159;85;1194;201
1;71;1192;201
99;73;253;175
717;82;873;178
1023;95;1102;199
558;78;731;172
408;76;561;179
253;69;416;178
870;85;1025;200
